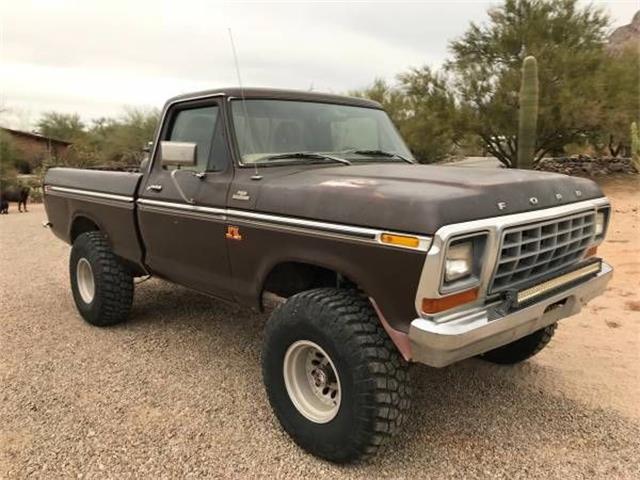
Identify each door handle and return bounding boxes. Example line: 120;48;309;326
146;184;163;192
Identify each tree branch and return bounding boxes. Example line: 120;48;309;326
480;133;512;167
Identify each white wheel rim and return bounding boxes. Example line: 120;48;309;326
76;258;95;304
283;340;341;423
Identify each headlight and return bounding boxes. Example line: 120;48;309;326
595;211;606;237
445;241;473;282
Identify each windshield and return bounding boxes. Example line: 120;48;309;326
230;99;413;164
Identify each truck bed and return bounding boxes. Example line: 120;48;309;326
44;168;146;272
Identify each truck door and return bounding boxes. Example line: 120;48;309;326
137;97;234;299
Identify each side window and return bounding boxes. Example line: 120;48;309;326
167;105;219;171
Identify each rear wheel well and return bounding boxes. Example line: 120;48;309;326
70;216;100;243
261;262;356;308
69;217;146;278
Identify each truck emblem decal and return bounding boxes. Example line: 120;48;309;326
497;201;507;210
225;225;242;241
232;190;250;201
555;193;563;201
575;190;582;197
529;197;539;205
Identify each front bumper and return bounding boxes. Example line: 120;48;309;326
409;261;613;367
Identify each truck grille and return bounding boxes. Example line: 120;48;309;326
490;211;596;293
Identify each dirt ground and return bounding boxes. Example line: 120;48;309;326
1;177;639;479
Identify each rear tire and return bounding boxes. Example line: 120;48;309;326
70;231;133;326
262;288;410;463
480;323;557;364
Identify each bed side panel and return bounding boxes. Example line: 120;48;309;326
43;168;145;268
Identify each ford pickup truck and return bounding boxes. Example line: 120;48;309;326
43;88;613;463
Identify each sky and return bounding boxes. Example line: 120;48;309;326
0;0;637;129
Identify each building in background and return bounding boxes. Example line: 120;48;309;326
0;127;72;173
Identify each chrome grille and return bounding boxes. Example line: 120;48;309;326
490;211;596;293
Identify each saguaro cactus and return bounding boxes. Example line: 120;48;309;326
631;122;640;172
517;56;539;169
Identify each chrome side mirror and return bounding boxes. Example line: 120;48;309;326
160;141;197;167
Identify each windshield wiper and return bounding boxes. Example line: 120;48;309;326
345;149;414;164
255;152;351;166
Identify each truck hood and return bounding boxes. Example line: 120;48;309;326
254;164;604;234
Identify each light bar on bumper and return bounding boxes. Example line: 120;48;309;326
515;261;601;304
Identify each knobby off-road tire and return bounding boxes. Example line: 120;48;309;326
262;288;410;463
70;231;133;326
481;323;557;365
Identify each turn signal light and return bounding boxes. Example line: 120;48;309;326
380;233;420;248
421;288;479;314
585;245;598;258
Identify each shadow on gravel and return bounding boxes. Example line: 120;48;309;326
120;279;640;476
377;362;640;474
127;279;250;326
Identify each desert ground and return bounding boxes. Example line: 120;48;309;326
1;177;639;479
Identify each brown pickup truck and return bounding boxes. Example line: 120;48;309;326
43;88;613;462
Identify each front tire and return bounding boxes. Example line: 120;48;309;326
480;323;557;364
262;288;410;463
70;231;133;326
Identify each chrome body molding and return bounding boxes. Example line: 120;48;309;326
414;197;610;319
409;261;613;367
137;198;431;251
137;198;226;216
229;208;373;239
46;186;134;203
49;185;429;249
41;191;420;252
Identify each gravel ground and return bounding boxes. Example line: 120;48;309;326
1;179;639;479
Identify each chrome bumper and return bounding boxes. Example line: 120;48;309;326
409;262;613;367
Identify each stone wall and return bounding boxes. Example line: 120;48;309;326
536;155;638;176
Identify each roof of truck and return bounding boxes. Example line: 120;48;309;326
165;87;382;109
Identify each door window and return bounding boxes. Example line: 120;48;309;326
167;105;219;170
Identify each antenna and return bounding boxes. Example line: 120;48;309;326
228;28;261;180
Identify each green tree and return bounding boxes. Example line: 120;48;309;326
0;131;22;188
590;45;640;156
98;107;159;166
396;67;462;162
447;0;610;166
36;112;86;142
352;70;461;163
35;107;159;169
351;78;408;124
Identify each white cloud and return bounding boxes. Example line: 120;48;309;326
0;0;636;128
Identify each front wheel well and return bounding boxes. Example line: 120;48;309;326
261;262;356;308
260;262;413;361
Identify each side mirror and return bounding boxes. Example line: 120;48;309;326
160;141;197;167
